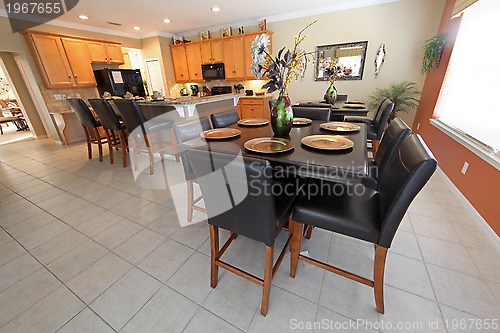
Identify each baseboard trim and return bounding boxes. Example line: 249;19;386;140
436;168;500;253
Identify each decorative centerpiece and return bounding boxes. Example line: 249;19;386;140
324;60;346;105
251;21;316;137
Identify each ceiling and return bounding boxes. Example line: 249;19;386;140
0;0;398;38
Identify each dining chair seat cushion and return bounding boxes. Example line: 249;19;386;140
293;183;380;243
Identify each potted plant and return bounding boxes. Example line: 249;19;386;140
421;33;447;75
369;81;420;120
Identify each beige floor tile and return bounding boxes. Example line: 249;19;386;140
58;307;115;333
90;268;162;331
468;248;500;284
427;264;500;319
66;252;133;304
113;228;166;265
170;222;209;250
93;219;142;250
31;229;88;265
121;286;198;333
0;253;41;292
452;223;500;254
0;286;84;333
315;306;378;332
410;214;460;243
0;241;25;267
138;238;194;283
147;210;182;237
439;305;486;333
17;220;71;250
6;212;56;239
183;307;242;333
74;211;122;238
390;230;422;260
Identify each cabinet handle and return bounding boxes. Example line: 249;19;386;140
105;57;108;61
74;74;78;79
68;74;72;79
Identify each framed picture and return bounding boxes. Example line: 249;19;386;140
238;26;245;35
173;36;184;45
258;19;267;31
200;31;210;40
221;27;232;37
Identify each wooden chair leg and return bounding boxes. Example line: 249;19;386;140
93;128;103;162
290;219;303;278
304;225;314;239
169;128;180;162
261;245;274;316
374;245;388;314
145;134;155;174
209;225;220;288
372;140;380;156
119;130;127;167
83;127;92;159
187;180;194;222
130;136;139;171
105;129;114;165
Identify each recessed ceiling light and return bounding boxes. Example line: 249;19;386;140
211;7;220;12
133;26;141;30
79;15;88;20
163;19;171;23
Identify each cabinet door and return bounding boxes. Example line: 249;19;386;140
106;44;124;64
241;105;253;119
185;43;203;82
170;45;190;83
232;37;245;79
61;38;96;87
86;41;108;63
222;38;235;79
200;41;212;64
222;37;245;80
30;34;74;88
210;40;223;63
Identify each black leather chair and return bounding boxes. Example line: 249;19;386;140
289;134;437;314
366;99;394;154
67;98;106;162
88;99;128;167
187;149;300;316
210;109;240;128
364;118;411;189
336;94;348;102
113;99;179;174
172;118;211;222
292;106;331;121
295;101;344;121
345;97;387;125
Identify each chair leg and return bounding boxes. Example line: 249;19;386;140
261;245;274;316
145;134;155;174
105;129;114;165
119;130;128;167
187;180;194;222
209;225;220;288
304;225;314;239
372;140;380;156
130;136;139;171
83;127;92;159
374;245;388;314
290;219;303;278
169;128;180;162
94;128;103;162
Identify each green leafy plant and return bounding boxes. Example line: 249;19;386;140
421;33;447;75
369;82;420;120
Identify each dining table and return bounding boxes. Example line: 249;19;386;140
181;120;368;182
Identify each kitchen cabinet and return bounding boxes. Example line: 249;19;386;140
86;41;124;64
61;38;96;86
185;43;203;82
170;45;190;83
237;96;272;119
200;40;223;64
222;36;245;80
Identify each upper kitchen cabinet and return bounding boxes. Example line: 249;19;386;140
86;41;124;64
200;40;223;64
170;44;190;83
243;31;273;79
222;36;245;80
26;33;75;88
185;43;204;82
61;38;96;86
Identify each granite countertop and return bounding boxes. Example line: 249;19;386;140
138;93;240;105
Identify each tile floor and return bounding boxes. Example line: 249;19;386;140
0;138;499;332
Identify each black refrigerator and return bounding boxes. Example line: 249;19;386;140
93;69;146;97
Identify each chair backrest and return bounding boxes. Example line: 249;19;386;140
377;134;437;248
187;149;278;246
112;99;146;133
292;106;331;121
172;117;211;180
370;97;387;122
371;98;394;140
374;118;411;182
88;99;122;131
210;109;240;128
67;99;99;128
337;94;348;102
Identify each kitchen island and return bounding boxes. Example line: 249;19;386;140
138;93;241;118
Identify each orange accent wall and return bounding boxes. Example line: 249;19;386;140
413;0;500;236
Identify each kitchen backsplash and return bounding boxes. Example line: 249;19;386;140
39;85;100;113
174;79;269;97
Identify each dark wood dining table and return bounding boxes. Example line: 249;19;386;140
182;120;368;182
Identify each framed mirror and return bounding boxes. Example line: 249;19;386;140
315;41;368;81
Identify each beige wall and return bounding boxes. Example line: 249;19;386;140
268;0;445;124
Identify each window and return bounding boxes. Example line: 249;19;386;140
434;0;500;154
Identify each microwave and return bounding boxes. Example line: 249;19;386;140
202;63;225;80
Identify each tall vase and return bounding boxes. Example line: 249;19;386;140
324;82;338;105
270;92;293;137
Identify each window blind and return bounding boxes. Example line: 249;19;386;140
452;0;479;18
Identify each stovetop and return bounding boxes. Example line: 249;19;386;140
211;86;233;95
